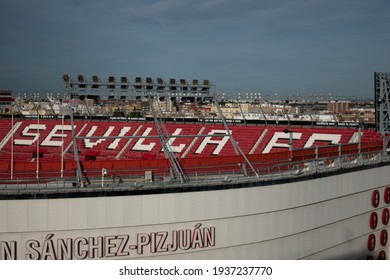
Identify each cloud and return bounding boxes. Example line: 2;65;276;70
1;0;390;97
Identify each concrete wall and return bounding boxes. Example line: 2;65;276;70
1;166;389;260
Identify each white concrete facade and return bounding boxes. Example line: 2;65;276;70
1;166;389;260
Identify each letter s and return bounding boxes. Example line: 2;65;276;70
25;240;41;260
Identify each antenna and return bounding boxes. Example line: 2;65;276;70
64;24;83;187
69;24;72;86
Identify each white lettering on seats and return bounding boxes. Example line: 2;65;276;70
304;133;341;148
14;124;46;145
195;130;230;155
108;127;131;150
41;125;74;146
161;128;185;153
83;126;115;148
132;127;156;151
262;132;302;154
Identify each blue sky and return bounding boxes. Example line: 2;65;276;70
1;0;390;99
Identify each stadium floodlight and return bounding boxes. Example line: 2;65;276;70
78;75;86;82
63;74;73;90
156;78;165;92
180;79;188;92
169;78;177;91
180;79;187;85
107;76;115;89
120;76;129;90
92;75;101;89
92;75;100;83
200;79;210;94
146;77;153;90
191;79;199;92
77;75;87;89
191;79;199;93
135;77;143;90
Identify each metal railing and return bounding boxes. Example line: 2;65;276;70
0;149;388;195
